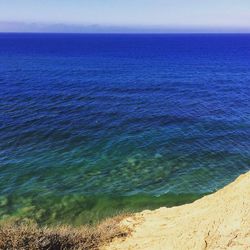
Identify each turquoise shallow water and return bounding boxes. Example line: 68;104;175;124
0;34;250;225
0;193;204;225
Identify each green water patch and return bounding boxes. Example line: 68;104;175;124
0;193;206;226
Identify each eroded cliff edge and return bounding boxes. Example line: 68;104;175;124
105;171;250;250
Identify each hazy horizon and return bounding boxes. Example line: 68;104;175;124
0;0;250;33
0;21;250;34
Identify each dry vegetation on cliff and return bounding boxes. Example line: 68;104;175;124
0;215;130;250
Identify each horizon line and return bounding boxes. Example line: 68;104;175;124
1;31;250;35
1;21;250;34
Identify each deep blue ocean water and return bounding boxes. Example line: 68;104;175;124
0;34;250;225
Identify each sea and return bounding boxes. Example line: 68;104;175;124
0;33;250;225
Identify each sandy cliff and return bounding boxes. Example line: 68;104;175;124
106;171;250;250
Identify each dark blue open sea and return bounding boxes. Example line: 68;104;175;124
0;34;250;225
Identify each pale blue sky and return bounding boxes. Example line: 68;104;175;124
0;0;250;32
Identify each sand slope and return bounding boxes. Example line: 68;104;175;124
106;172;250;250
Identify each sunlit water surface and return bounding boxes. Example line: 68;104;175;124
0;34;250;225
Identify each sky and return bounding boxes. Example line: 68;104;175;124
0;0;250;33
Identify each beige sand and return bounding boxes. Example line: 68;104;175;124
105;171;250;250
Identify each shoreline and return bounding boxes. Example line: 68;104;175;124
105;171;250;250
0;171;249;249
0;192;205;226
